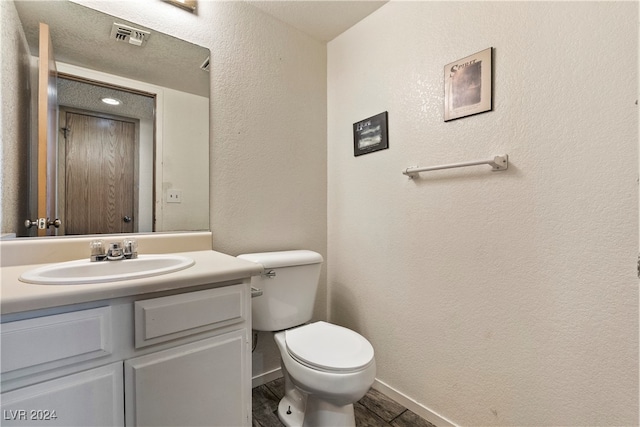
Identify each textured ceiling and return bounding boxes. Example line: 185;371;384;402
14;0;209;97
58;78;155;120
247;1;388;42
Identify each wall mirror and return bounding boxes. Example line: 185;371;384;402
12;0;210;237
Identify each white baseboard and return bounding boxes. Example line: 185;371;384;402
372;379;458;427
252;367;283;388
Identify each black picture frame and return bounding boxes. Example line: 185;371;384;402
353;112;389;156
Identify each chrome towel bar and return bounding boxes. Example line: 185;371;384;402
403;155;508;179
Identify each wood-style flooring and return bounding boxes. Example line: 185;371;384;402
252;377;436;427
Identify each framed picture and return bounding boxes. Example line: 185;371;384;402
444;47;493;121
353;111;388;156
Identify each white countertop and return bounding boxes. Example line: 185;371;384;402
1;250;263;315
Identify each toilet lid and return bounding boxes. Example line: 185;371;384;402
285;321;374;372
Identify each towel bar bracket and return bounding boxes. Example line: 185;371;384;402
488;155;509;171
404;166;419;179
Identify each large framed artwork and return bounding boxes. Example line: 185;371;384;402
444;47;493;121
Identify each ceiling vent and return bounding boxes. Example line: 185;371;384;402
110;23;150;47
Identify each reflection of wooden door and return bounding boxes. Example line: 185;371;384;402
65;112;136;235
37;22;58;236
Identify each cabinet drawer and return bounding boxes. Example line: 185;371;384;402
134;284;246;348
1;307;112;376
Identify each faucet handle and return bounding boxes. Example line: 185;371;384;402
123;238;138;259
90;240;106;262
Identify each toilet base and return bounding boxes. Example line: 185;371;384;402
277;362;357;427
278;395;356;427
278;394;305;427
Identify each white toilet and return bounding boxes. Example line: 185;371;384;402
238;250;376;427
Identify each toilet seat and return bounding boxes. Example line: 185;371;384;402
285;321;374;373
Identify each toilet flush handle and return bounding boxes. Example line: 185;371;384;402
252;270;274;297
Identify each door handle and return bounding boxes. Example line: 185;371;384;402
25;218;61;229
123;216;132;223
48;218;62;228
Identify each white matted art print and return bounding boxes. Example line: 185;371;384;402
444;47;493;121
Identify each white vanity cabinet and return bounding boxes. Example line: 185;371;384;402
1;282;252;427
125;331;246;426
1;307;121;426
125;284;249;426
1;363;124;426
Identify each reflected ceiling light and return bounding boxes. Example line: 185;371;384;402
101;97;121;106
163;0;196;12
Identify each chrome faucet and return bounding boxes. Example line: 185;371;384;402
90;239;138;262
107;242;124;260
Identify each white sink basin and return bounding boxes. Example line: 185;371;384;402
19;254;195;285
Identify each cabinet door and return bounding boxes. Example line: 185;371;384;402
125;330;248;427
1;362;124;427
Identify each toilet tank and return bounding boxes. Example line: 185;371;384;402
237;250;323;332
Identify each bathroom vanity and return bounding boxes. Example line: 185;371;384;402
0;233;262;427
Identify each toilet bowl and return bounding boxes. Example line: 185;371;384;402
275;322;376;427
237;250;376;427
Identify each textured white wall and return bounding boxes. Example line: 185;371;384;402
205;2;327;376
328;2;638;426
